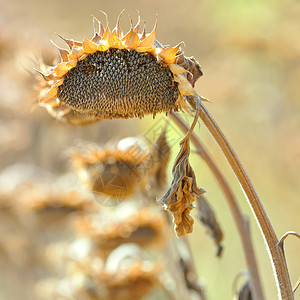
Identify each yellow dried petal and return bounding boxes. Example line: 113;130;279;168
54;60;77;77
68;47;85;60
78;54;88;61
112;9;124;38
66;59;77;68
108;34;126;49
42;97;59;106
139;23;156;47
135;47;156;54
122;28;141;49
40;86;57;103
34;69;58;81
59;49;69;62
99;22;105;37
92;33;101;44
159;43;182;64
57;35;82;49
134;14;142;34
97;43;110;52
176;74;196;96
101;25;111;42
50;40;70;63
82;38;98;54
178;81;196;96
53;63;70;77
168;63;188;74
53;78;64;87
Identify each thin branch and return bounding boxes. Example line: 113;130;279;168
187;95;293;299
170;112;264;300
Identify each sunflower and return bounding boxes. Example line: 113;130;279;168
37;13;202;125
72;142;149;198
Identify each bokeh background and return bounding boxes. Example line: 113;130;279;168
0;0;299;299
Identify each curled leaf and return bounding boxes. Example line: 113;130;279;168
159;138;204;237
196;195;224;257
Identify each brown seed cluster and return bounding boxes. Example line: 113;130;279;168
58;48;179;119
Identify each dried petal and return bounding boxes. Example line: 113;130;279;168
50;40;69;62
82;38;98;54
159;43;182;64
112;9;124;38
139;23;156;47
122;28;141;49
168;63;188;74
39;85;57;103
134;13;142;34
176;73;197;96
67;47;85;60
57;34;82;49
177;55;203;87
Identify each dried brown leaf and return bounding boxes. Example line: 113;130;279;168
159;138;204;237
179;257;206;299
145;129;171;194
196;195;224;257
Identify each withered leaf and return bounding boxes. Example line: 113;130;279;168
196;195;223;257
159;138;204;237
179;258;206;299
145;129;171;194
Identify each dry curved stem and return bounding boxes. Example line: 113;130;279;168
186;94;293;299
278;231;300;295
278;231;300;253
170;112;264;300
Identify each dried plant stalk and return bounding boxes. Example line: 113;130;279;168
170;112;264;300
187;95;293;299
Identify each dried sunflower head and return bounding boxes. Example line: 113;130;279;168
76;207;169;252
72;139;149;199
37;13;202;124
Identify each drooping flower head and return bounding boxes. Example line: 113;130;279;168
37;13;202;125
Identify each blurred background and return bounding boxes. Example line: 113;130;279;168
0;0;299;299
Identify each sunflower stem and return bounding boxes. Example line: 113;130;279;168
186;96;293;299
171;112;265;300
